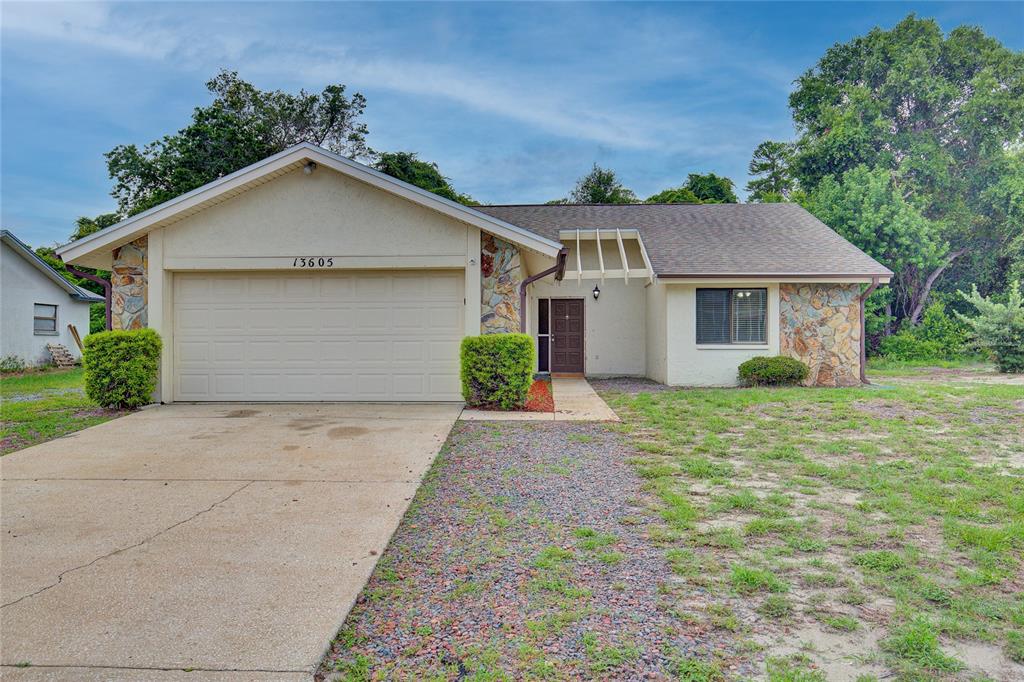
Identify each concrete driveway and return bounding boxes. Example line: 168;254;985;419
0;403;461;680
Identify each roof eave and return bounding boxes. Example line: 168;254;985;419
56;143;563;265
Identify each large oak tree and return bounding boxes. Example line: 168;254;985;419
788;15;1024;325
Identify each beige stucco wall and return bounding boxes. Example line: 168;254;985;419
162;167;471;264
528;276;646;377
644;280;668;383
665;282;781;386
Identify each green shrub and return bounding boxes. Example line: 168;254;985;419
0;355;27;374
957;281;1024;373
878;330;945;361
83;329;162;408
878;302;970;361
738;356;809;386
460;333;535;409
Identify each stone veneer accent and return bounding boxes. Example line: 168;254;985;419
480;232;522;333
111;236;148;330
779;283;862;387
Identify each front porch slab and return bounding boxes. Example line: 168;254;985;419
459;378;619;422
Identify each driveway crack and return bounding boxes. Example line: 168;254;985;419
1;480;254;609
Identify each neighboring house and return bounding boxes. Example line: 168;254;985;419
56;143;891;403
1;230;103;366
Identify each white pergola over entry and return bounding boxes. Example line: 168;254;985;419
559;229;654;284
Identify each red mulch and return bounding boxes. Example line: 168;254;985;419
524;378;554;412
470;379;554;412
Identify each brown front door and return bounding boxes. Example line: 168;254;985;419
550;299;584;374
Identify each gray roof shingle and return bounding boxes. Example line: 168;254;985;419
474;203;892;278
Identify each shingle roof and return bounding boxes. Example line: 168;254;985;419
474;203;892;278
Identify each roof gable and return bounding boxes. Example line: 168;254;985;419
57;143;562;268
1;231;104;302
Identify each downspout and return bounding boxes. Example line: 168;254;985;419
62;259;112;331
519;248;569;333
858;276;881;385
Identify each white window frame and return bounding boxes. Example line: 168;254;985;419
696;288;768;346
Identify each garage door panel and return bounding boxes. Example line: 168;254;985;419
173;271;463;401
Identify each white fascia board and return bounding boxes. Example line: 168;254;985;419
57;143;563;264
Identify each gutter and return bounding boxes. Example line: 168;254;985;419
858;275;881;385
658;272;893;280
63;259;112;331
519;248;569;333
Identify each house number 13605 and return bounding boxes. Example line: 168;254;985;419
292;257;334;268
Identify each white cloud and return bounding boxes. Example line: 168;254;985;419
1;2;789;154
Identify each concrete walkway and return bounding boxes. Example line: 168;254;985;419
1;403;461;680
460;377;619;422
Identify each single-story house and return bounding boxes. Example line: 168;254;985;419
57;143;891;403
2;230;103;366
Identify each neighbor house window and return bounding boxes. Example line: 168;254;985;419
34;303;58;335
696;288;767;344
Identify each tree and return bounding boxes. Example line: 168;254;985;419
957;281;1024;372
374;152;476;205
70;213;120;241
788;15;1024;319
646;187;701;204
682;173;738;203
746;141;796;202
103;70;370;218
807;165;949;333
558;164;637;204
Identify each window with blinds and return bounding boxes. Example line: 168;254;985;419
696;288;767;344
732;289;766;343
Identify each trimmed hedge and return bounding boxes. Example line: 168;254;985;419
460;333;535;409
83;329;162;408
738;355;810;386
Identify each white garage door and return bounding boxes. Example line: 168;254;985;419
173;271;464;401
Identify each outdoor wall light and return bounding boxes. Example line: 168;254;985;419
304;161;318;175
592;284;601;300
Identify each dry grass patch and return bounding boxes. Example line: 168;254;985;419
600;371;1024;682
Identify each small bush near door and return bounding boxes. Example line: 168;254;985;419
738;356;810;386
460;333;535;409
83;329;162;408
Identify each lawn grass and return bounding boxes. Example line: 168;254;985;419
1;367;124;454
865;356;990;376
601;371;1024;681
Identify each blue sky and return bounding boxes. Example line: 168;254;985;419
2;2;1022;247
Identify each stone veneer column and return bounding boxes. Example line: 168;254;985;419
480;233;522;333
779;283;862;387
111;236;148;330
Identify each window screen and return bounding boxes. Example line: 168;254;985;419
696;289;730;344
34;303;58;334
732;289;767;343
696;289;767;344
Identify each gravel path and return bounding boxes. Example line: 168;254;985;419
318;420;745;680
588;377;671;395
